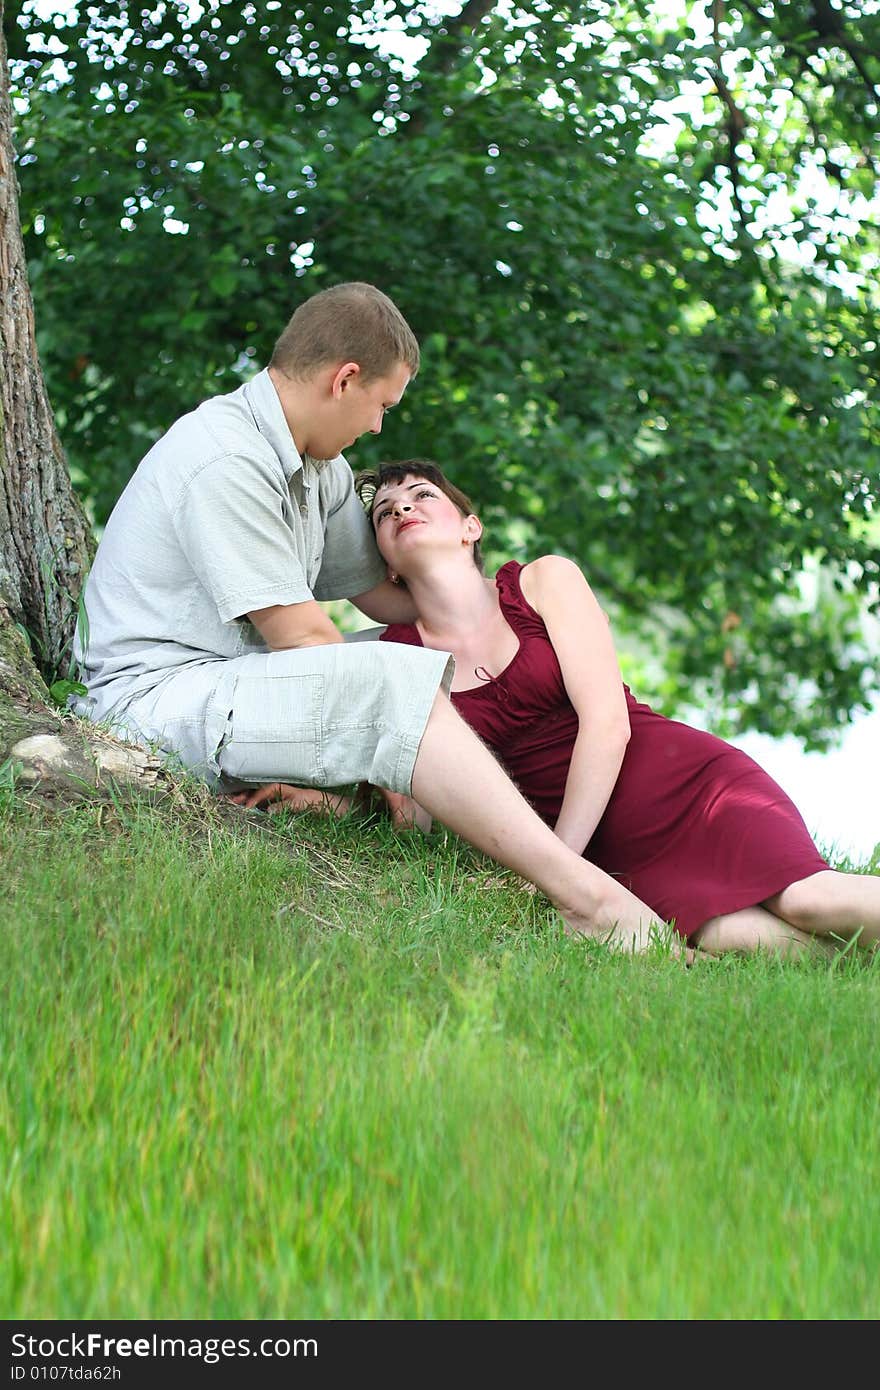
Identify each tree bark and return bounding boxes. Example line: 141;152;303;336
0;10;165;799
0;12;94;682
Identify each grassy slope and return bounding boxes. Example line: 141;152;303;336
1;790;878;1319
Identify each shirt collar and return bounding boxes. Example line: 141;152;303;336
243;367;337;480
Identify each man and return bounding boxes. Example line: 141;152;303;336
75;281;670;951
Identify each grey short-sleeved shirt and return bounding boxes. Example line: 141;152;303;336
74;367;386;718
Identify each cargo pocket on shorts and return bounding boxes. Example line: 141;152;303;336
204;668;326;785
203;670;237;781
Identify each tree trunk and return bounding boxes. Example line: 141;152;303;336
1;13;94;679
0;11;164;798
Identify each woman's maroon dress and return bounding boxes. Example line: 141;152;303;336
381;561;829;938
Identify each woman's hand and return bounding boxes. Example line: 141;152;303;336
227;784;352;817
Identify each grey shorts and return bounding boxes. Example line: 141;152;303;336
111;638;454;796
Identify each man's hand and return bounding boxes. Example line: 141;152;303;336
227;784;352;817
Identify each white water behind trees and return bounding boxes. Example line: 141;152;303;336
734;707;880;863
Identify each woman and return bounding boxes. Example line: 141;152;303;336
352;460;879;957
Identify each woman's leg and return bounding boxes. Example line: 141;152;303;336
763;870;880;946
411;692;670;951
692;905;838;959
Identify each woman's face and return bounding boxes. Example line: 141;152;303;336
371;474;480;568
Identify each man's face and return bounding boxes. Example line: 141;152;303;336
317;360;411;460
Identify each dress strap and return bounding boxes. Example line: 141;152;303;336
494;560;547;634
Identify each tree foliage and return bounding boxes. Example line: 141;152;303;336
5;0;879;745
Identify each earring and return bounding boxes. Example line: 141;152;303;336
390;572;400;585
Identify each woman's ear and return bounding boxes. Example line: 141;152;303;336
464;515;483;544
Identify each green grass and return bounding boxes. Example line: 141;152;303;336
1;789;879;1319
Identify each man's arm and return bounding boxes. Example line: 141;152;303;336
248;599;344;649
349;577;418;625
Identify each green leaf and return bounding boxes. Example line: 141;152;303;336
48;679;88;708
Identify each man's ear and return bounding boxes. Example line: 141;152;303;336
331;361;361;397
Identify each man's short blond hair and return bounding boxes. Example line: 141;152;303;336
270;282;420;383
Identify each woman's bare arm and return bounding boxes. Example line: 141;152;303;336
520;555;630;856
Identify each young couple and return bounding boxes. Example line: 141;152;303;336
75;281;878;959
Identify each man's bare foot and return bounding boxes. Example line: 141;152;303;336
377;788;433;833
226;783;352;817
